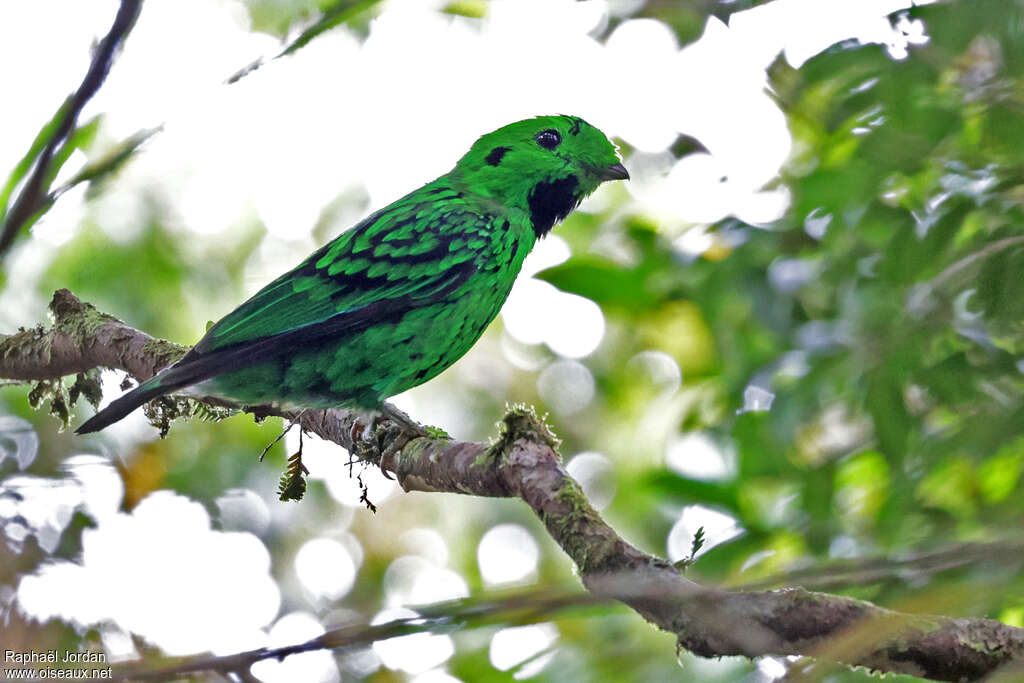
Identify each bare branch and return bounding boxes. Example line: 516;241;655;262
3;289;1024;682
226;0;383;84
0;0;143;258
112;590;607;681
732;540;1024;592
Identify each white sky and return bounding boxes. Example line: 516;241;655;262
1;0;927;677
2;0;926;245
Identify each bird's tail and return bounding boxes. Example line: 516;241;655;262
75;374;173;434
75;354;221;434
75;344;257;434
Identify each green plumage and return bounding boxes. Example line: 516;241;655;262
77;115;628;434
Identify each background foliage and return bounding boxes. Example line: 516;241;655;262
2;1;1023;681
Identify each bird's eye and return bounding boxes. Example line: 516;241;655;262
535;129;562;150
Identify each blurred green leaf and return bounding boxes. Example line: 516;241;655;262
59;126;161;200
537;258;651;310
277;0;383;57
0;99;72;223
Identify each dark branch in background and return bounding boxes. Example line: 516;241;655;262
112;590;606;681
733;540;1024;592
0;0;143;258
3;290;1024;682
227;0;383;83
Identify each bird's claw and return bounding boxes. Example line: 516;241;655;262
347;404;434;480
378;402;430;438
347;409;396;479
378;430;420;480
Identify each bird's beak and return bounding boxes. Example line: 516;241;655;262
602;162;630;181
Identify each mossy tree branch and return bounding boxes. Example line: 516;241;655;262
2;289;1023;682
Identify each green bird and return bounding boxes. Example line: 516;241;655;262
76;115;628;435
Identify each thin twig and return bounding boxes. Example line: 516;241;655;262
0;0;143;258
730;540;1024;591
257;420;295;462
226;0;382;84
111;589;609;681
930;235;1024;290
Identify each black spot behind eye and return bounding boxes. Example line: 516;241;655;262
535;129;561;150
485;146;511;166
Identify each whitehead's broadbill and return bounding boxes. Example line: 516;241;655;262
77;115;629;434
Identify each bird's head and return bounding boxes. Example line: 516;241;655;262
453;115;629;237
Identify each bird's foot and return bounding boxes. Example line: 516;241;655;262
346;409;399;480
347;404;433;480
378;402;430;437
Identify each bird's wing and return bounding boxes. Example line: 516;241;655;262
184;189;486;366
75;196;486;435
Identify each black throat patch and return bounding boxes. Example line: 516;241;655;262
527;174;580;238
